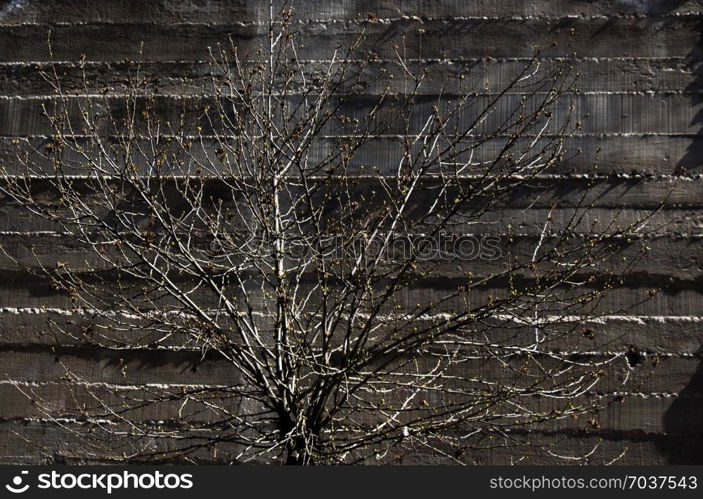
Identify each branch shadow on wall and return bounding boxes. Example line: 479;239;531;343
601;0;703;464
654;0;703;465
677;11;703;174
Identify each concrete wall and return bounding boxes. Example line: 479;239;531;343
0;0;701;464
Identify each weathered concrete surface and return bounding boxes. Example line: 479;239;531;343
0;0;701;464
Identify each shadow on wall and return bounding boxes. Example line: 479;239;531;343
659;348;703;464
614;0;703;175
678;4;703;173
643;0;703;464
610;0;703;463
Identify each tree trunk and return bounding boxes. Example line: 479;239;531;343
280;412;314;465
285;436;312;465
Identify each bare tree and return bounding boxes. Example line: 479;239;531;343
1;4;660;464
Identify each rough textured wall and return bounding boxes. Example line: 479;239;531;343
0;0;701;464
